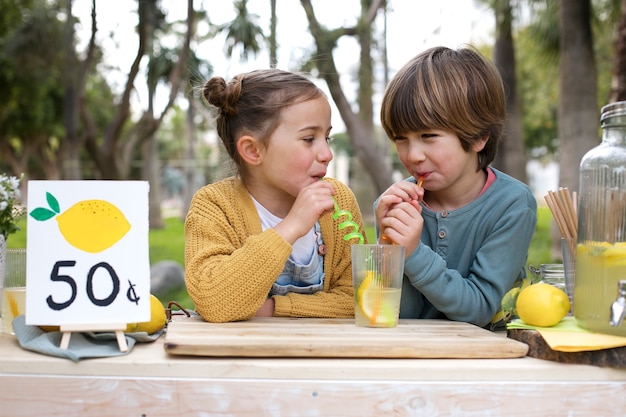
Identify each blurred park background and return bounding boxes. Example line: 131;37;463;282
1;0;623;307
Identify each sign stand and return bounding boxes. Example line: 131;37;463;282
59;323;128;352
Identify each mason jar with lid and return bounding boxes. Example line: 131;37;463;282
575;101;626;336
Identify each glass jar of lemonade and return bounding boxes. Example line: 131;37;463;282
576;101;626;336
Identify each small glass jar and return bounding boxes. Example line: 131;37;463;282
539;264;566;292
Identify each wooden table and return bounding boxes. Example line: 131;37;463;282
1;318;626;417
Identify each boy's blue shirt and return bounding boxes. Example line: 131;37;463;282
375;168;537;328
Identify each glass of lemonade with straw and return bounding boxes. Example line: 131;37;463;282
351;244;405;327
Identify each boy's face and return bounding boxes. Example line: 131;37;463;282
393;129;487;202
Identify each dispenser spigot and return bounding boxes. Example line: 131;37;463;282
609;280;626;327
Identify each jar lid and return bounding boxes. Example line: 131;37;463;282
601;101;626;124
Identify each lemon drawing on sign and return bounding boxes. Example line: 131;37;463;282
30;192;131;253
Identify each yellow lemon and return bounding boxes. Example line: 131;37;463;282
38;325;61;332
356;270;377;305
356;270;398;326
500;286;521;316
603;244;626;266
56;199;131;253
126;294;167;334
516;283;570;327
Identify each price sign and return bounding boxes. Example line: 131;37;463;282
25;181;151;327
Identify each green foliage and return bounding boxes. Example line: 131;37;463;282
527;206;554;269
148;217;185;266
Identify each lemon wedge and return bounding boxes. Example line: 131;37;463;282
356;270;400;326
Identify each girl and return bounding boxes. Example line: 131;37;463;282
185;69;366;323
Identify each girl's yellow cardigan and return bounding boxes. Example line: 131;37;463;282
184;176;367;323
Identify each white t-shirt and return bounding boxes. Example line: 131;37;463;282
251;196;316;264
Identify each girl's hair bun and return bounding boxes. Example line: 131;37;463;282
203;75;244;117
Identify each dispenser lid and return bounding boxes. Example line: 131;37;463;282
601;101;626;124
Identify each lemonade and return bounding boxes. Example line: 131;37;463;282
351;245;405;328
1;287;26;335
575;242;626;336
355;287;401;327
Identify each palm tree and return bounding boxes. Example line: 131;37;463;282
213;0;265;62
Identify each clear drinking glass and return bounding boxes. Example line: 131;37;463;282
1;249;27;335
351;244;405;328
561;237;576;315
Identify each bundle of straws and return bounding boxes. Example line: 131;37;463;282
544;187;578;239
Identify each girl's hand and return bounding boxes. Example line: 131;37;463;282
255;298;275;317
275;181;335;244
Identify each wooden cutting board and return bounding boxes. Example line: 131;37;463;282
164;317;529;359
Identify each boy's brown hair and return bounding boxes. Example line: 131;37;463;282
380;45;505;170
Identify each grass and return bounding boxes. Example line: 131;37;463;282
6;206;555;311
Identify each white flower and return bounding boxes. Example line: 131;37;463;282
0;173;24;239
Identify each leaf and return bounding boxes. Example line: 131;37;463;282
46;192;60;214
29;207;57;221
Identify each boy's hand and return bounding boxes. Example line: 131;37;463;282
376;181;424;254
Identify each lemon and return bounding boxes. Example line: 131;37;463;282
603;244;626;266
356;270;399;326
126;294;167;334
38;325;61;332
516;283;570;327
56;199;131;253
499;287;520;317
356;270;377;305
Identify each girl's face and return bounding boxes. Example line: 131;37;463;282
256;97;333;199
393;129;487;206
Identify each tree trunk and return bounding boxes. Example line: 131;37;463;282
269;0;277;67
182;97;197;221
300;0;393;196
493;0;527;183
610;0;626;102
557;0;598;257
62;0;81;180
558;0;598;193
144;130;164;229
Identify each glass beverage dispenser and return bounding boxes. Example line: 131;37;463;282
576;101;626;336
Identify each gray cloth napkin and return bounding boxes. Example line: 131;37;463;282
12;315;164;362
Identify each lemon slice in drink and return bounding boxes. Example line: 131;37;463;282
356;270;377;308
357;270;397;326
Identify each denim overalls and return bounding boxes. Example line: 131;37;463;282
269;222;325;296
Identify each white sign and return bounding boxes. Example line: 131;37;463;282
25;181;151;327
